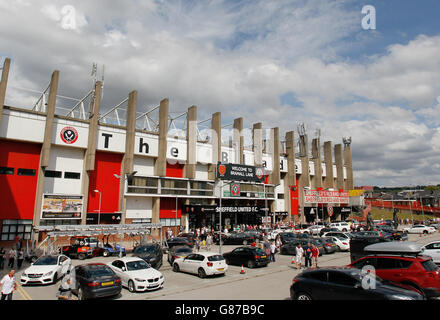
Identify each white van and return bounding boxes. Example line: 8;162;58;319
329;222;350;232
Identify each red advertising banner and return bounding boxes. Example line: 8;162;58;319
304;190;349;204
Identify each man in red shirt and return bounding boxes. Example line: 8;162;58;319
311;243;319;269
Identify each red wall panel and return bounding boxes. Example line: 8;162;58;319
160;198;181;219
290;177;300;216
87;151;122;214
166;163;184;178
0;140;41;220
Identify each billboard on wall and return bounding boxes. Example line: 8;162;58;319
304;190;349;204
216;162;265;182
41;194;83;219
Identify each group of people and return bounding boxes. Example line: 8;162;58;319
0;247;26;270
293;242;320;270
194;234;213;252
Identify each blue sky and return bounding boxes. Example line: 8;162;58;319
1;0;440;187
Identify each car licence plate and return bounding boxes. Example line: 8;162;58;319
261;255;266;258
217;268;224;271
101;281;114;286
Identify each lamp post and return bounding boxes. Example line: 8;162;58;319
93;190;102;225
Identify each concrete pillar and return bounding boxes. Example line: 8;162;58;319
334;144;344;190
253;123;263;166
233;117;243;164
32;70;60;229
298;134;311;224
208;112;221;180
285;131;296;222
344;144;354;190
312;138;323;189
0;58;11;125
81;81;102;225
269;127;280;185
154;98;169;177
119;90;138;224
184;105;197;179
323;141;334;189
152;197;160;238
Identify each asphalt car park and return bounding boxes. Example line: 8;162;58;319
6;230;440;300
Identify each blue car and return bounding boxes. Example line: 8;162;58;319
93;243;126;257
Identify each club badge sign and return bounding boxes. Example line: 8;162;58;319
230;183;241;197
60;126;78;144
216;162;265;182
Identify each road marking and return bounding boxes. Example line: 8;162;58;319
16;283;32;300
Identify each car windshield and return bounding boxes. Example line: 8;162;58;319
86;266;115;278
34;256;58;265
207;255;224;262
421;260;439;272
126;260;150;271
134;246;157;254
175;247;192;254
254;248;266;255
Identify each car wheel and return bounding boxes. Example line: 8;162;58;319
78;253;86;260
342;229;347;232
128;280;136;293
78;287;86;300
404;283;425;299
103;250;110;257
198;268;206;279
296;292;312;300
225;258;230;265
52;272;58;284
156;260;162;270
423;230;428;235
173;263;180;272
243;240;248;245
247;260;255;269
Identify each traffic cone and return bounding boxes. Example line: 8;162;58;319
240;265;246;274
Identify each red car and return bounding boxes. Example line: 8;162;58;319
349;254;440;299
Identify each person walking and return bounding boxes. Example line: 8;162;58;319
304;242;313;269
270;241;276;262
294;243;304;269
7;248;16;269
17;249;25;270
195;238;201;252
263;239;270;257
311;243;319;269
0;270;17;300
0;248;5;270
206;234;213;251
57;273;73;300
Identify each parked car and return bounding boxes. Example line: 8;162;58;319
213;232;230;244
223;246;270;268
93;241;126;258
71;263;122;300
351;230;384;238
329;222;350;232
308;225;325;236
403;225;436;235
165;237;194;249
327;236;350;252
290;268;423;300
349;242;440;299
319;227;340;237
374;225;408;241
214;232;255;245
131;243;163;269
243;230;264;241
321;231;351;239
421;241;440;264
315;237;338;254
20;254;71;285
278;232;301;245
167;245;193;265
61;236;95;260
177;233;196;245
108;257;164;292
173;252;228;278
428;223;440;230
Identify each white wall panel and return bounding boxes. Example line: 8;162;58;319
220;146;236;164
126;197;152;219
134;132;158;157
262;154;273;173
0;109;45;143
52;118;89;148
166;138;187;163
295;159;302;174
322;163;326;177
196;143;212;164
133;156;155;176
243;150;255;166
195;164;209;180
97;126;126;152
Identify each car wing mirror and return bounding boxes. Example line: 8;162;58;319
121;267;126;272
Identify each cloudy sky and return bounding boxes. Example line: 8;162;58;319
1;0;440;187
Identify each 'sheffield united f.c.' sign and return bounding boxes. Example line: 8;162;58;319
60;126;78;144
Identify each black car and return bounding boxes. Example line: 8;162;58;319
374;225;407;241
278;232;299;245
243;230;264;241
223;246;270;268
167;245;193;265
177;233;196;244
166;237;194;249
71;263;121;300
214;232;255;245
213;232;229;244
315;237;338;254
290;268;422;300
132;243;163;269
279;239;324;256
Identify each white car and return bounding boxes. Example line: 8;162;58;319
308;225;325;235
403;224;436;234
20;254;71;285
421;241;440;264
328;236;350;251
329;222;350;232
172;252;228;278
108;257;164;293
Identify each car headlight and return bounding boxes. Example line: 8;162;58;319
134;278;146;282
149;258;156;261
43;271;54;277
390;294;414;300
